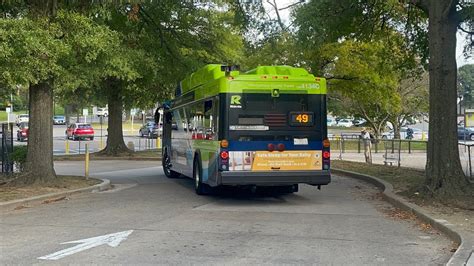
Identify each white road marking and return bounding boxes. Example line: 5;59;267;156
38;230;133;260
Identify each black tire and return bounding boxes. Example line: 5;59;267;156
162;149;180;178
73;135;78;141
90;137;94;141
470;134;474;141
193;157;211;195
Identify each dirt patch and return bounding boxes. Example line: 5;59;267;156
0;175;100;202
332;160;474;233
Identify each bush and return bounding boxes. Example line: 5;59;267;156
11;145;27;172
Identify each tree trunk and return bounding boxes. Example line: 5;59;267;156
100;79;131;155
425;1;469;195
21;82;56;184
392;119;401;139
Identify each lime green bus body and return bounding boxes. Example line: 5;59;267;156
162;64;331;191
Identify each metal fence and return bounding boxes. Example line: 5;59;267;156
1;123;14;173
55;135;162;155
330;135;473;180
329;136;427;154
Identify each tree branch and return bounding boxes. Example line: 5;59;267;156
326;76;359;81
266;0;285;31
458;25;474;35
278;0;304;11
409;0;429;14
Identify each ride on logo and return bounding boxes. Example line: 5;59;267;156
230;95;242;109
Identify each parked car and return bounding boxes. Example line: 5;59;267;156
66;123;95;140
327;117;337;127
352;118;366;127
96;107;108;117
15;114;29;126
139;122;161;138
458;127;474;141
16;122;29;142
53;115;66;125
382;127;425;140
337;119;353;127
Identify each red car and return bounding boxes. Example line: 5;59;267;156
17;122;29;142
66;123;95;141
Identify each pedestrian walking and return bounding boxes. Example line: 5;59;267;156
361;128;372;164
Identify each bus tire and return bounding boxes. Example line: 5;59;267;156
193;158;210;195
163;149;179;178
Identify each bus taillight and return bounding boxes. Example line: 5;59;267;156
220;139;229;148
220;151;229;160
323;139;330;148
277;143;285;152
323;151;330;159
267;143;275;152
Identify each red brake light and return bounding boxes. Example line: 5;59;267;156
220;151;229;160
277;143;285;152
323;151;330;159
267;143;275;152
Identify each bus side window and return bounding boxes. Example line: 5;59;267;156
204;99;215;140
168;112;178;130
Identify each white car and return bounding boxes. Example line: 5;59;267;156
96;107;108;117
15;114;29;125
327;117;337;126
337;119;353;127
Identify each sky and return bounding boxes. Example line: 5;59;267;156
264;0;473;67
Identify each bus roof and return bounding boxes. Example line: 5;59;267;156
175;64;326;104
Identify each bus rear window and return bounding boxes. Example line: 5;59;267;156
227;93;324;141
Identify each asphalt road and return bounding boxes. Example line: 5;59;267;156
0;161;452;265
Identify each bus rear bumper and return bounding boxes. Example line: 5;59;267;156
218;170;331;186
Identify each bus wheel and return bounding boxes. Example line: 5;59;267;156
193;158;210;195
162;150;179;178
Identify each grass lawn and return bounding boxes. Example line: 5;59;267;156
332;160;425;192
0;110;26;122
332;160;473;211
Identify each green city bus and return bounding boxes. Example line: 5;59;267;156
159;64;331;195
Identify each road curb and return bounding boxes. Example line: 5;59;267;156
0;178;111;211
332;168;473;266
